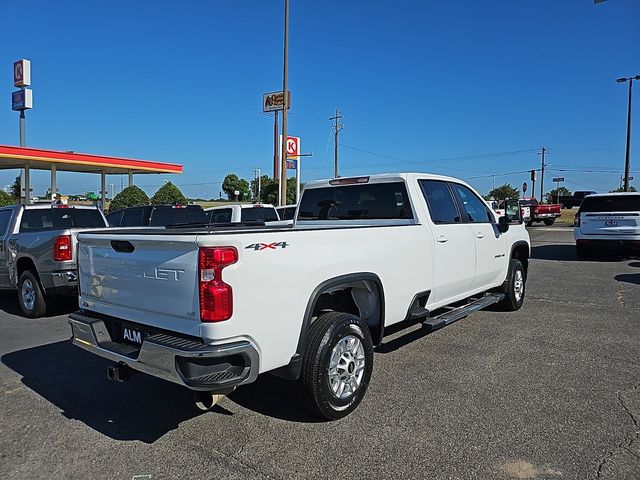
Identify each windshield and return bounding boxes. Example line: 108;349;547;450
579;195;640;213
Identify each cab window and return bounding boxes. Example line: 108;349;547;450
450;183;494;223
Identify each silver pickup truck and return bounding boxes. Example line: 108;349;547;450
0;204;108;317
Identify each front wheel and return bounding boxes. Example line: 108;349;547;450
497;259;526;311
297;312;374;420
544;219;555;226
18;270;47;318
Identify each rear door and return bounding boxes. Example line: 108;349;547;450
579;195;640;236
419;180;475;304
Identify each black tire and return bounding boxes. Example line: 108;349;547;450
576;244;589;259
526;220;534;227
497;259;525;311
18;270;47;318
297;312;374;420
544;219;555;226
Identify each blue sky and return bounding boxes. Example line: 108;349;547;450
1;0;639;199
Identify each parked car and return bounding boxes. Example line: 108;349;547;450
106;204;207;227
557;190;596;209
206;203;281;224
0;204;108;317
276;205;297;221
574;192;640;257
69;173;530;419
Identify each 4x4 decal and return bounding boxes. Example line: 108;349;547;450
245;242;289;251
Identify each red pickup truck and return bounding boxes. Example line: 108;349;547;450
520;198;561;226
497;198;561;226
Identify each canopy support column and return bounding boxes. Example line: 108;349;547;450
128;170;134;186
23;166;31;205
50;164;57;201
100;172;106;212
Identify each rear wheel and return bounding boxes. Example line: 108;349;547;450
18;270;47;318
544;219;555;226
297;312;373;420
497;259;525;311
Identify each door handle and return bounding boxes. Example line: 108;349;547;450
436;235;448;243
476;232;485;239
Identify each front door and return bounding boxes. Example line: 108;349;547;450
419;180;475;305
449;183;508;289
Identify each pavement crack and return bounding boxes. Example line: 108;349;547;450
595;382;640;479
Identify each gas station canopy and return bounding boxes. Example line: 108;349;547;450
0;145;183;175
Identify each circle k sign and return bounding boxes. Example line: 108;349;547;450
286;136;300;159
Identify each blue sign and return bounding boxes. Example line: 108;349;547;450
286;159;297;170
12;90;25;111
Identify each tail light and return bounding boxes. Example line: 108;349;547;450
53;235;72;261
199;247;238;322
574;214;580;227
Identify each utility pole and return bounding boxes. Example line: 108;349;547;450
330;109;344;178
273;110;279;181
617;75;640;192
278;0;289;207
539;147;547;202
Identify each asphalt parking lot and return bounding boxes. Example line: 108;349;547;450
1;226;639;480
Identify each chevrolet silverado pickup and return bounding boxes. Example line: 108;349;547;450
69;173;530;419
0;204;108;317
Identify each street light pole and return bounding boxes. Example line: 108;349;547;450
617;75;640;192
279;0;289;207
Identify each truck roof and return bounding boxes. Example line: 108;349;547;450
0;204;99;210
304;172;465;189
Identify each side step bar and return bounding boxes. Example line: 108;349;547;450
422;293;505;330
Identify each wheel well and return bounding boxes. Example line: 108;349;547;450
511;244;529;276
16;257;37;278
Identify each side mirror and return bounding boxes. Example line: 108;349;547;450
504;199;523;224
498;215;509;233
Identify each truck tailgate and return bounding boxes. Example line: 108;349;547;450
77;233;201;336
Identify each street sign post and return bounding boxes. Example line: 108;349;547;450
552;177;565;204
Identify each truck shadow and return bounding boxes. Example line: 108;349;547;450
531;244;634;262
1;340;207;443
615;273;640;285
0;291;79;318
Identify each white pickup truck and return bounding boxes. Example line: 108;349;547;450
69;173;530;419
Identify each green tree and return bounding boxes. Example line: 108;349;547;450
10;176;20;200
108;185;150;212
0;190;16;207
151;181;187;205
545;186;571;203
609;186;637;192
222;173;251;201
260;177;298;205
488;184;520;201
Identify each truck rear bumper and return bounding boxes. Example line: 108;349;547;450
68;310;259;392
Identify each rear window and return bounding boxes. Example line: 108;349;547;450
298;182;413;221
241;207;279;222
580;195;640;213
149;206;207;226
278;206;296;220
121;208;146;227
19;207;104;232
73;209;106;228
209;208;232;224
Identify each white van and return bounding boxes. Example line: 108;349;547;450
574;192;640;257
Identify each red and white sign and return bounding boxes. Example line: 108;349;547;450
14;59;31;87
280;135;300;159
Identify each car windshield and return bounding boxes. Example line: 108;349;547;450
579;195;640;213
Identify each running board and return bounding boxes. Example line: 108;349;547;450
422;293;505;330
